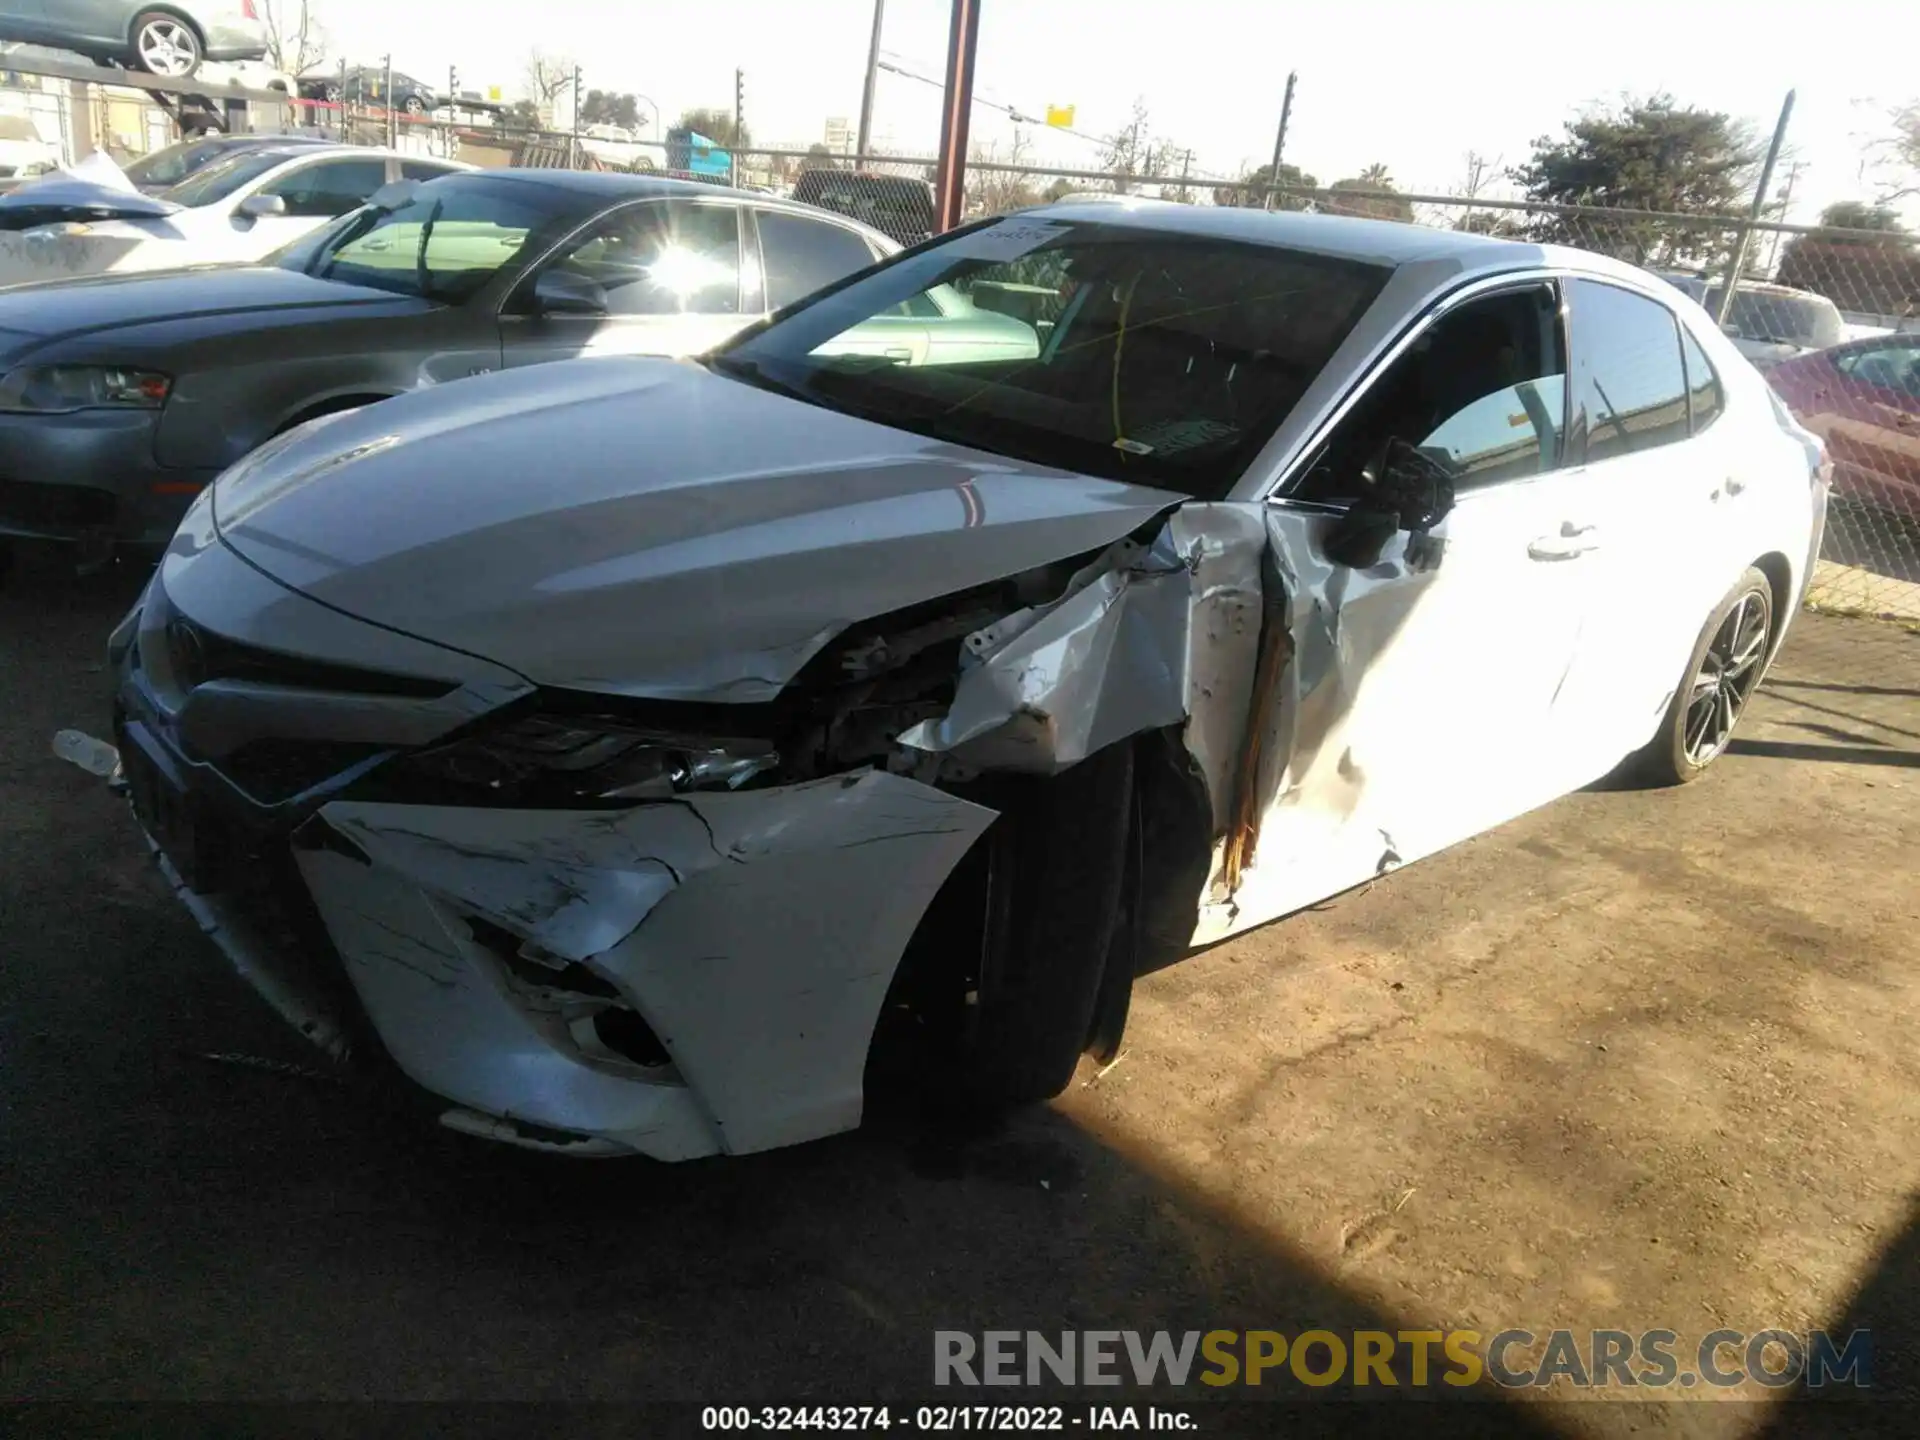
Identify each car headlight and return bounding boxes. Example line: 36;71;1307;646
397;714;780;805
0;365;172;414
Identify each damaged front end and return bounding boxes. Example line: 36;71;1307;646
92;494;1279;1160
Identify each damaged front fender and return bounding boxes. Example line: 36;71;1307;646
899;504;1268;836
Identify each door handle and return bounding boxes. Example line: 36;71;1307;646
883;347;914;362
1527;521;1600;561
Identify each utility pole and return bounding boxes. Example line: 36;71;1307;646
569;64;582;168
447;64;458;158
382;53;394;149
855;0;885;166
1263;70;1296;210
930;0;980;232
733;68;744;187
1717;89;1794;325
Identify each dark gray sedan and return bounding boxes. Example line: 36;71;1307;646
0;169;1030;556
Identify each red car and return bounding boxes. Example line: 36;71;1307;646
1768;335;1920;523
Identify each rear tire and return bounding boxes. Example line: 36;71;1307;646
1628;566;1774;786
129;11;203;78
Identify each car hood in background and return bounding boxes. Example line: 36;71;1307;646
0;157;180;228
212;358;1186;702
0;266;425;344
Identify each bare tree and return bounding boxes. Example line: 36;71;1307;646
1101;98;1164;193
261;0;327;76
971;127;1039;215
1877;100;1919;203
525;49;578;124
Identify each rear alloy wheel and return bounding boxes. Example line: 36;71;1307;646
1633;566;1774;785
324;83;344;103
403;95;427;115
130;12;203;78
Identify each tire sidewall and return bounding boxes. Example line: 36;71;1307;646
1661;567;1774;782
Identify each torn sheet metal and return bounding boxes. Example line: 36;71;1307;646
899;504;1266;828
298;772;996;1160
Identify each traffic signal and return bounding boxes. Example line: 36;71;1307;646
448;65;459;99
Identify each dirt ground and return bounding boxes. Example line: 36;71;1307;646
3;549;1916;1437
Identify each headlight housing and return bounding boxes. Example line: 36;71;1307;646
396;714;780;806
0;364;172;414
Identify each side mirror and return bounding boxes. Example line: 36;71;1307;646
1323;439;1457;570
533;268;608;317
237;193;287;219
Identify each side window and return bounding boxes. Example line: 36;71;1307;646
539;201;740;316
1566;280;1691;464
1295;284;1567;501
1836;341;1920;399
260;158;391;219
1679;325;1723;435
400;160;460;182
757;211;879;310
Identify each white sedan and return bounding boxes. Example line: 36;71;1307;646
0;144;467;284
94;203;1828;1160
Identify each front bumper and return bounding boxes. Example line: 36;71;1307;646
0;408;216;547
113;546;996;1161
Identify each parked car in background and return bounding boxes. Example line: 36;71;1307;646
120;131;334;193
298;64;436;116
0;144;465;282
1768;335;1920;521
0;170;986;554
793;168;935;246
0;112;58;182
1657;273;1846;369
90;206;1826;1161
0;0;266;78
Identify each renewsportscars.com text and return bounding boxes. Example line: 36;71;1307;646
933;1328;1872;1390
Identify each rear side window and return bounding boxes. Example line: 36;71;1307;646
1679;325;1723;435
262;158;391;219
1567;280;1691;464
756;210;877;310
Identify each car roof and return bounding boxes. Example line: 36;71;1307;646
1028;200;1539;265
469;169;899;245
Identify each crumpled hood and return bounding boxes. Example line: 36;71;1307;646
0;157;179;226
213;357;1186;701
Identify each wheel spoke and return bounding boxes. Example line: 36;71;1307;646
1686;700;1715;755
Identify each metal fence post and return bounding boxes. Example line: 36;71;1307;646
1716;89;1794;328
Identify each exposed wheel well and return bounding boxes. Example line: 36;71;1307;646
1752;551;1793;652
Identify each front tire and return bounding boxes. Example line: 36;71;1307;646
130;11;203;78
1632;566;1774;786
403;95;427;115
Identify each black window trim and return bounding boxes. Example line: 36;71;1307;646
1677;316;1725;438
499;194;749;320
1564;276;1696;469
1269;271;1571;512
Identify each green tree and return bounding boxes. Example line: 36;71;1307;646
1215;161;1317;209
802;141;839;171
675;106;750;148
1324;166;1415;222
1777;201;1920;316
1511;95;1755;265
579;90;641;131
501;98;542;133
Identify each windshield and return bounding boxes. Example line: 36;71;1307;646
271;175;563;302
126;137;245;190
161;149;297;208
713;218;1388;498
1711;289;1844;350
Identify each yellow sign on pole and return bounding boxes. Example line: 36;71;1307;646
1045;104;1075;128
487;84;503;102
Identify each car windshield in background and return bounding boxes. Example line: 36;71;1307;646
161;149;297;208
271;176;562;302
1666;275;1844;350
714;220;1388;498
125;137;236;190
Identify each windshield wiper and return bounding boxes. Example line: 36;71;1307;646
414;198;444;300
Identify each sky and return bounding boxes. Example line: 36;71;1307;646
307;0;1919;224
